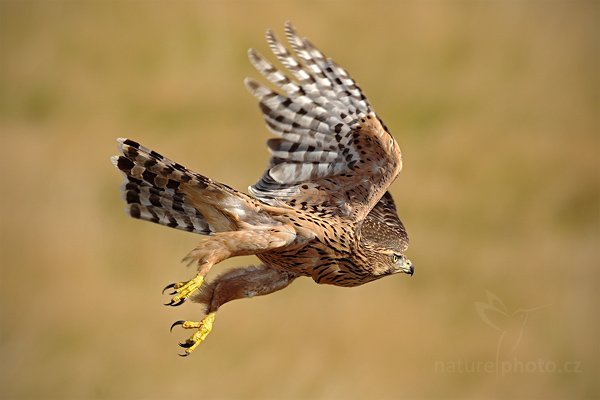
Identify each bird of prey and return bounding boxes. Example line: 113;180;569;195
112;22;413;356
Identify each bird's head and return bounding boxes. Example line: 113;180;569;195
359;192;413;278
361;243;414;277
390;252;414;276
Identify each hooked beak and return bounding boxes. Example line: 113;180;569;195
401;259;414;276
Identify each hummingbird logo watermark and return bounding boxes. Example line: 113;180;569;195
475;290;549;359
434;291;582;376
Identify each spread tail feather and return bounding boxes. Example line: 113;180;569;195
112;138;244;234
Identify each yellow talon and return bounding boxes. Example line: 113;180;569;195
173;313;216;356
164;274;205;306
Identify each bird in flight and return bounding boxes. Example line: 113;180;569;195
112;22;413;356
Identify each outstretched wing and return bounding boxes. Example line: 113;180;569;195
246;22;403;222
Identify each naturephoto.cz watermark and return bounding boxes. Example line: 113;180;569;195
434;291;582;377
434;358;582;376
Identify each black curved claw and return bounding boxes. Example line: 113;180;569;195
162;283;177;295
164;298;185;307
178;352;189;357
170;320;185;332
179;340;194;349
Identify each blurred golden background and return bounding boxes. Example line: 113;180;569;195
1;1;598;399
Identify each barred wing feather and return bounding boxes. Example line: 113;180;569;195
246;22;403;221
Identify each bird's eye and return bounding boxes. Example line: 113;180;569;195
391;254;401;263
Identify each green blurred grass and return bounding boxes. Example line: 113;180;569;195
1;1;598;399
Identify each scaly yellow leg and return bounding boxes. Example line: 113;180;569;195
163;274;205;306
170;313;216;356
